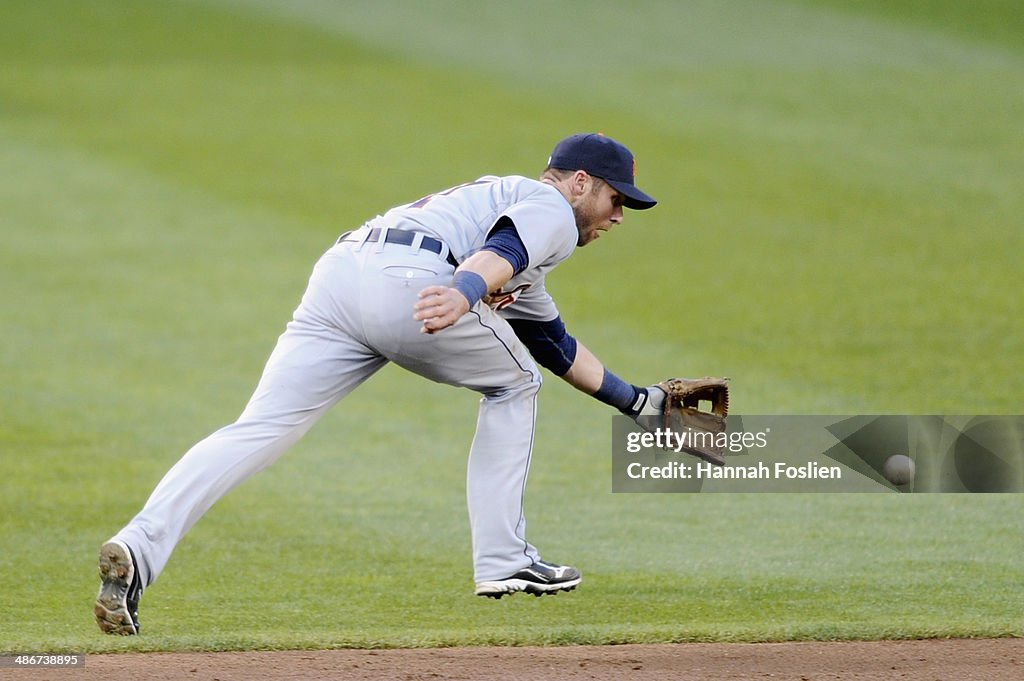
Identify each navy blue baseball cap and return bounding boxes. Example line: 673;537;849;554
547;133;657;210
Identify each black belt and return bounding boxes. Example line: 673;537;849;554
339;228;458;268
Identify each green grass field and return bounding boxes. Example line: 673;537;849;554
1;0;1021;653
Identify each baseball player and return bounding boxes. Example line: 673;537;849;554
95;133;664;635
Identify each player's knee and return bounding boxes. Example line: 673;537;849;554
481;372;542;402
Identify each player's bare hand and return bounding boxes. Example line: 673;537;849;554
413;285;471;334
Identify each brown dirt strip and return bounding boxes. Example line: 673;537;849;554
2;638;1021;681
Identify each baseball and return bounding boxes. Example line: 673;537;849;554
882;454;915;486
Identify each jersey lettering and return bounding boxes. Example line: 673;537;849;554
409;179;495;209
484;283;532;311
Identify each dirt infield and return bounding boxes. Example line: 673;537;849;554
4;638;1021;680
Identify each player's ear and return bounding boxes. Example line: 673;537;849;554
572;170;591;197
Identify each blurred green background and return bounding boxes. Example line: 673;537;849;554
1;0;1021;652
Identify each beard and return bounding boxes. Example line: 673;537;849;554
572;205;601;246
571;195;603;246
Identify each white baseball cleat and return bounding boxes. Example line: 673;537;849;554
475;560;582;599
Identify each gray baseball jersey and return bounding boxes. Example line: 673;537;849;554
373;174;576;320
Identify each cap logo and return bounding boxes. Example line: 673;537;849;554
632;158;637;180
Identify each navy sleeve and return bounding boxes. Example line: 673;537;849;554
482;216;529;275
507;316;578;376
